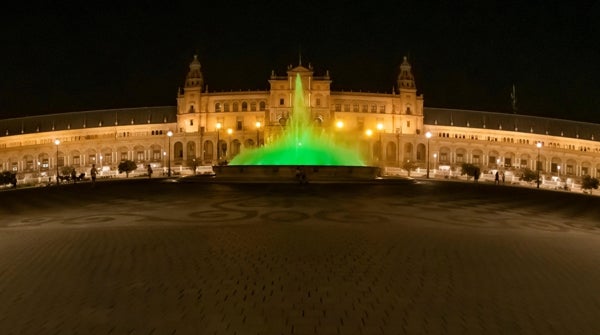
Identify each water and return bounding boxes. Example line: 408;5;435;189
229;74;366;166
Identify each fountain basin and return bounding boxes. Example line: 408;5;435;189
212;165;381;182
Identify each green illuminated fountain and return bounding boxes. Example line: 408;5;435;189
229;74;365;166
213;72;379;181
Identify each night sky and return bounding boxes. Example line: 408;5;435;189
2;2;599;123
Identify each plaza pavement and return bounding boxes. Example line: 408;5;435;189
0;178;599;334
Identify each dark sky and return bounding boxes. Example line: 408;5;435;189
1;1;599;123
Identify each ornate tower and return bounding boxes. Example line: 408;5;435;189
177;55;204;133
395;56;424;135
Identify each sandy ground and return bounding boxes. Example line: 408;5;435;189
0;178;599;334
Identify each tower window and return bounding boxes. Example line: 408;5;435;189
279;98;284;106
190;120;193;126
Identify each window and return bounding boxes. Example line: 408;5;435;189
473;155;480;164
279;98;284;106
259;101;266;111
567;165;574;174
316;98;321;107
237;120;243;131
153;150;161;160
104;153;112;164
224;103;230;112
504;158;512;167
251;102;257;111
88;155;96;163
371;105;377;113
189;105;195;113
190;119;193;126
353;104;359;112
121;152;128;161
456;154;464;163
233;102;239;112
362;105;368;113
357;117;364;130
344;104;350;112
73;156;80;166
42;159;49;168
335;104;341;112
407;121;410;127
242;102;248;111
58;157;65;167
488;156;496;164
380;105;385;113
215;103;222;112
520;159;527;167
440;153;448;162
406;107;412;115
137;151;144;161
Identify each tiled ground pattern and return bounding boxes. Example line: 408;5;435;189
0;180;599;334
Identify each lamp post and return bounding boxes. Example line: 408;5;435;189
425;131;432;178
227;128;233;160
54;139;60;184
255;121;261;147
167;130;173;177
216;122;222;161
376;123;383;163
536;142;542;188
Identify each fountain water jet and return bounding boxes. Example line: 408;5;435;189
230;74;365;166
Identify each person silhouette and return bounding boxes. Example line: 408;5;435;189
90;164;97;186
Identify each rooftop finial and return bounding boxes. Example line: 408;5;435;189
511;84;518;114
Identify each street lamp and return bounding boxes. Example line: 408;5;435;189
376;123;384;163
216;122;222;161
536;142;542;188
336;120;344;129
167;130;173;177
227;128;233;160
425;131;432;178
54;139;61;184
255;121;261;147
365;129;373;164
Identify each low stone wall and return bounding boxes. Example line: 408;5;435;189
213;165;380;181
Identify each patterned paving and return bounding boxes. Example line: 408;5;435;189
0;179;599;334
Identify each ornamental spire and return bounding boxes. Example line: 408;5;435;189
397;56;416;90
185;55;204;91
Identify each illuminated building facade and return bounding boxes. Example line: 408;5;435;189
1;55;599;183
